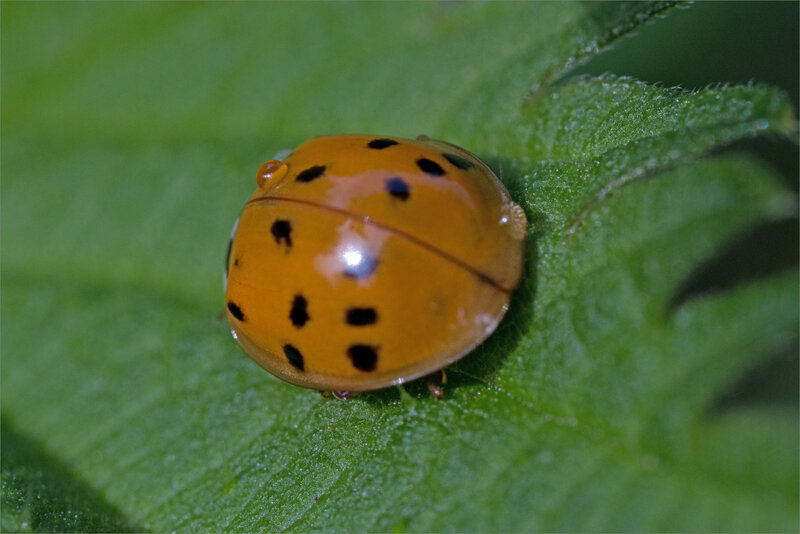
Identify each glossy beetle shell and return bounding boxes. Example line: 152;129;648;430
225;134;526;392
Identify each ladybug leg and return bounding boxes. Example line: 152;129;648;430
508;202;528;241
438;368;448;384
320;391;354;401
426;369;448;400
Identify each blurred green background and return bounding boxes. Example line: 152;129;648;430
577;1;799;188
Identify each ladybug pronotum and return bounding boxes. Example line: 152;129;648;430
224;134;526;394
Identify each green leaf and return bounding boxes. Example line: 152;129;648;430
1;420;139;533
2;2;797;532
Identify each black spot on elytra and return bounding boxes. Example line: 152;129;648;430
443;152;474;170
296;165;326;183
227;301;245;321
416;158;445;177
385;177;410;201
346;307;378;326
289;294;309;327
271;219;292;249
347;344;378;371
367;138;399;149
233;257;240;267
283;344;305;371
343;255;378;279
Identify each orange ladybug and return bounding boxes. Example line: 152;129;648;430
224;134;526;394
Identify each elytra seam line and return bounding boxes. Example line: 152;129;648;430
244;195;511;294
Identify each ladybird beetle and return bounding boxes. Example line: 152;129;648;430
224;134;526;394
